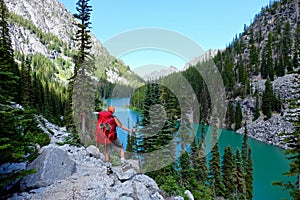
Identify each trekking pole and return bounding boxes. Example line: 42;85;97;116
104;138;107;163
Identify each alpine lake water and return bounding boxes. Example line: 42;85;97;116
104;98;292;200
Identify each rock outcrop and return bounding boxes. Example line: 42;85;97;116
236;114;294;149
236;73;300;149
7;119;181;200
20;147;76;191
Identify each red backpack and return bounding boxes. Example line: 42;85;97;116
96;111;117;145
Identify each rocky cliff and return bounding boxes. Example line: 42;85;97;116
233;0;300;148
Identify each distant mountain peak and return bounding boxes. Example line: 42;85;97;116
134;65;178;81
183;49;219;70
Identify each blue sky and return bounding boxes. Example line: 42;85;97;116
60;0;271;69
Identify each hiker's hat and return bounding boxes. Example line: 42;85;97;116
108;106;115;113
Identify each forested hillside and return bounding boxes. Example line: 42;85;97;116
128;0;299;199
4;0;143;91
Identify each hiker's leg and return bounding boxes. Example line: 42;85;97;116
120;148;125;159
105;152;110;163
112;139;127;164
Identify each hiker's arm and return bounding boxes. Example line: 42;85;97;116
114;117;133;133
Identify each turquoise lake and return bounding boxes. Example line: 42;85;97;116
106;98;292;200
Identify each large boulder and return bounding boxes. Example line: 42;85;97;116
86;145;103;160
20;146;76;191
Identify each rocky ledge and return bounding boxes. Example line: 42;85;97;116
3;118;184;200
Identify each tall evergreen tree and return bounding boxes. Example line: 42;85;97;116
245;148;254;200
222;52;235;91
273;87;300;199
32;71;43;113
254;93;260;120
266;33;274;80
261;33;274;81
234;102;243;131
209;141;225;198
282;22;293;73
179;151;194;188
65;0;94;145
222;146;235;199
20;57;33;108
226;101;234;130
241;122;248;163
234;149;246;199
197;121;209;184
262;79;273;119
249;30;260;76
0;0;20;103
292;24;300;73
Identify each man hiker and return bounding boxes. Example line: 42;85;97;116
97;106;135;175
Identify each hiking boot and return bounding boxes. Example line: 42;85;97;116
121;161;132;171
106;166;113;175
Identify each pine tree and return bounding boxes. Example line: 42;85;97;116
0;0;20;103
65;0;94;145
245;148;254;200
226;101;234;130
237;56;245;85
234;149;246;198
234;102;243;131
241;122;248;163
261;49;268;79
20;57;33;109
282;22;293;73
292;24;300;71
222;146;235;199
260;33;275;81
141;83;152;126
209;141;225;198
197;121;209;184
273;85;300;199
249;30;260;76
266;33;274;81
262;79;273;119
179;151;194;188
32;71;43;113
222;52;235;91
254;93;260;120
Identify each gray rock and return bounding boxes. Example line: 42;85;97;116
151;191;165;200
86;145;102;159
20;146;76;191
237;114;295;148
126;159;141;173
114;168;137;182
273;74;300;100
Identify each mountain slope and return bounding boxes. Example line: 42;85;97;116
4;0;143;87
215;0;300;147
